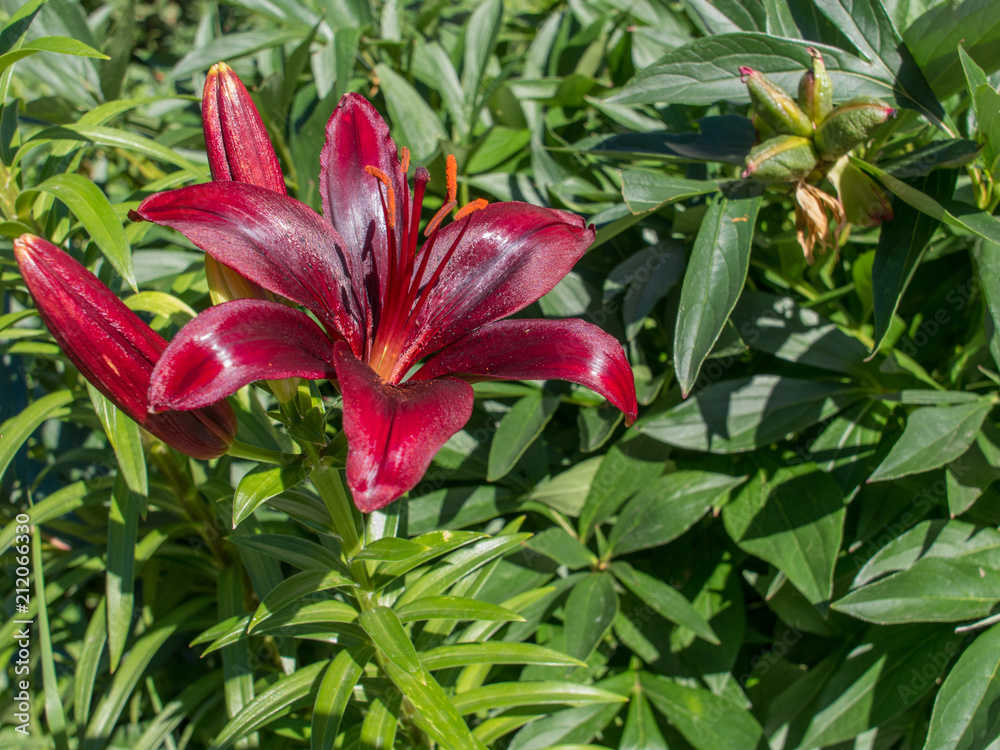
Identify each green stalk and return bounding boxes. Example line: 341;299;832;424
226;440;298;465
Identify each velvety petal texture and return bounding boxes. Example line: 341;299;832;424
14;234;236;460
149;299;338;411
414;318;638;423
134;182;366;355
203;62;286;194
397;203;596;370
334;344;474;513
320;93;406;338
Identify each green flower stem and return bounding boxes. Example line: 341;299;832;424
309;461;372;590
226;440;299;465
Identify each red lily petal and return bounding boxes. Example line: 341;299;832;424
203;62;287;194
149;299;338;411
134;182;366;354
320;93;406;333
334;344;473;512
14;234;236;459
412;318;638;423
400;203;596;367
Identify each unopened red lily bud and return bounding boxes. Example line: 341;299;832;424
740;66;814;138
14;234;237;459
743;135;819;182
798;47;833;125
203;62;286;194
835;162;893;227
814;96;897;161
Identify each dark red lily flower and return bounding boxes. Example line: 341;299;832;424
134;86;637;512
14;234;236;460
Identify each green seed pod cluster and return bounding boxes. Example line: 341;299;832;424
741;52;896;182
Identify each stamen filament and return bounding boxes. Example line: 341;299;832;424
424;200;457;238
364;166;396;228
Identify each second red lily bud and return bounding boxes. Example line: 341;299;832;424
14;234;237;460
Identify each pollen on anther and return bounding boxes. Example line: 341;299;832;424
400;147;410;175
454;198;488;221
445;154;457;204
364;165;396;228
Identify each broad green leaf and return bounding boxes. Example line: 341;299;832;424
579;433;666;541
674;182;763;396
355;536;430;562
375;63;445;162
311;644;374;750
621;171;718;213
462;0;503;113
0;0;47;57
395;595;524;624
611;561;719;644
946;437;1000;516
233;460;309;526
592;114;756;165
869;400;993;482
638;375;864;453
607;470;745;556
248;569;356;631
731;291;869;376
521;457;603;517
0;390;74;484
506;701;626;750
924;622;1000;750
611;34;898;107
376;530;487;580
415;40;467;137
808;399;891;493
31;173;135;289
854;158;1000;243
621;692;668;750
86;598;212;747
641;672;764;749
0;35;108;75
209;660;329;750
906;0;1000;97
360;605;423;676
524;526;595;569
487;392;560;481
723;465;845;606
871;168;955;351
408;486;519;534
833;558;1000;623
809;0;943;124
975;240;1000;371
381;660;488;750
564;572;618;663
123;291;196;320
421;642;584;671
799;625;960;746
106;475;138;673
452;681;629;714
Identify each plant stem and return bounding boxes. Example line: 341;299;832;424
227;440;298;465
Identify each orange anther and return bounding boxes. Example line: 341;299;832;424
454;198;488;221
400;147;410;174
424;200;457;238
445;154;457;204
364;165;396;228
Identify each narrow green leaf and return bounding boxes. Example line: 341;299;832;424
170;30;301;79
611;562;719;644
462;0;503;112
421;642;584;671
452;681;629;714
74;598;107;727
375;63;445;162
0;35;108;75
621;691;668;750
523;526;595;569
395;595;524;624
32;525;68;750
209;660;329;750
833;558;1000;623
227;533;346;572
521;457;602;517
311;644;375;750
86;385;147;500
674;182;762;395
249;569;355;632
723;465;845;606
869;400;993;482
0;390;74;484
359;606;423;677
925;622;1000;750
233;460;310;526
354;537;429;562
132;672;224;750
487;392;560;481
106;475;138;673
359;688;402;750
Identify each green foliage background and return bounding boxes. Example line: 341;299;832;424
3;0;1000;748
